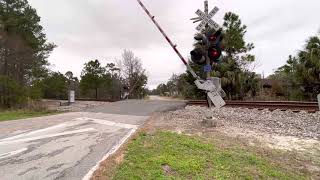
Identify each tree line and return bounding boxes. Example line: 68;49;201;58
33;50;147;102
0;0;147;108
0;0;55;108
269;32;320;101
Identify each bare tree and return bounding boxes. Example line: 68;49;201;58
117;50;148;99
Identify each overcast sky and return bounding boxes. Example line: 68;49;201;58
28;0;320;89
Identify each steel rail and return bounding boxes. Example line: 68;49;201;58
187;100;319;112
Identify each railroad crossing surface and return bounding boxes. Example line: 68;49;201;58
0;99;185;180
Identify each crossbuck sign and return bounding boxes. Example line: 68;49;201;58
195;6;220;31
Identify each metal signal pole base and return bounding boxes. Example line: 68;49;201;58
207;93;212;108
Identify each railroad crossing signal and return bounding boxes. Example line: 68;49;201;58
136;0;226;108
190;0;225;108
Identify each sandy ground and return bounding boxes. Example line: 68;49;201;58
148;95;184;101
42;99;110;112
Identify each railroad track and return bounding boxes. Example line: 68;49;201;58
187;100;319;112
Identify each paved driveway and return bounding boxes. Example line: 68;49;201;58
0;100;185;180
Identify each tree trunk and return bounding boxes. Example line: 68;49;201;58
95;88;98;100
3;50;8;106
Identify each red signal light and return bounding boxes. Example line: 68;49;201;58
210;36;216;41
211;50;218;57
208;47;222;63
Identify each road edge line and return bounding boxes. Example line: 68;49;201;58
82;128;137;180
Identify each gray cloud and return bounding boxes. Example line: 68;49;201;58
29;0;320;88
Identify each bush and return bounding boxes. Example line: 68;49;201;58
289;89;305;101
0;75;27;108
42;72;68;99
28;81;44;100
25;100;48;111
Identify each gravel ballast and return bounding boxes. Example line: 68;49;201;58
164;106;320;139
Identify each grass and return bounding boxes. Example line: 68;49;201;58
0;110;59;122
110;131;308;180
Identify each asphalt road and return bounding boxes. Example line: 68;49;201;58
0;99;185;180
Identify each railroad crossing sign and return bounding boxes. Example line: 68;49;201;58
195;7;220;31
192;1;220;31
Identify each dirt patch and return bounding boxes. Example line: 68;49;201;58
218;126;320;154
161;164;175;176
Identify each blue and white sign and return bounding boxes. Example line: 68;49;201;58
203;64;212;72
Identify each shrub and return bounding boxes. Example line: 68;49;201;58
0;75;27;108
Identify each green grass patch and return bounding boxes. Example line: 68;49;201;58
111;131;308;180
0;110;59;122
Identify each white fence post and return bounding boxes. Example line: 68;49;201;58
68;90;75;104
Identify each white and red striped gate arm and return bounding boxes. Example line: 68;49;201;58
136;0;199;79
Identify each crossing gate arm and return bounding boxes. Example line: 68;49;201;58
136;0;199;80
